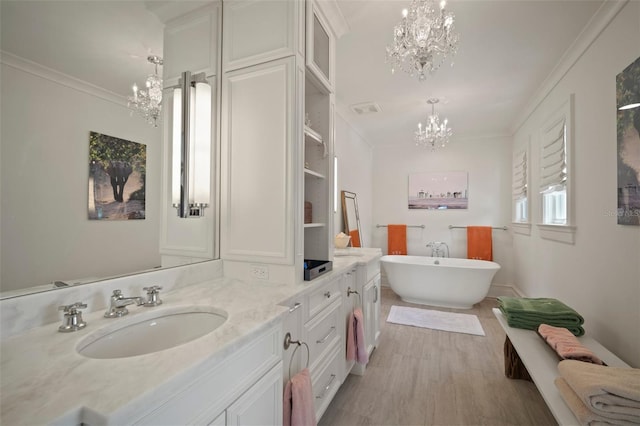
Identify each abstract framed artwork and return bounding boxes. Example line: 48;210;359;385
88;131;147;220
408;171;468;209
616;56;640;225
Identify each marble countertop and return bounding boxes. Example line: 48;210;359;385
0;249;381;425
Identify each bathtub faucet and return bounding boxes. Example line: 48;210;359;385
427;242;449;258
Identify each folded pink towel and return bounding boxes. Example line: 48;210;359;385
347;307;368;365
283;368;317;426
538;324;604;365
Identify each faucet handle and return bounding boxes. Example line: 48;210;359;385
58;302;87;313
112;289;123;298
143;286;163;307
58;302;87;333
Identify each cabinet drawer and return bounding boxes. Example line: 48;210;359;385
305;276;341;321
311;344;342;421
305;298;341;371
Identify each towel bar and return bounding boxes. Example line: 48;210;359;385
448;225;507;230
376;224;425;228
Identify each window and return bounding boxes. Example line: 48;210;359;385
537;94;575;244
512;148;528;223
540;118;567;225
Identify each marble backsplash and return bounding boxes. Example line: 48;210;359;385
0;260;223;340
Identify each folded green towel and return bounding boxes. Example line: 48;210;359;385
498;297;585;336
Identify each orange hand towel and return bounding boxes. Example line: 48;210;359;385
467;226;492;261
349;229;361;248
387;224;407;255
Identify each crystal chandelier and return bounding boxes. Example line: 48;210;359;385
128;55;163;127
415;98;452;150
386;0;459;81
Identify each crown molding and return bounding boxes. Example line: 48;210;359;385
315;0;350;38
511;0;629;134
0;50;127;107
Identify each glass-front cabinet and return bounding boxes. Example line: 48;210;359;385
306;0;335;92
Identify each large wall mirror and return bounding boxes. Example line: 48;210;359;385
0;1;215;299
341;190;362;247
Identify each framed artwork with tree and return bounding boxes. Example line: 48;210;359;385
88;131;146;220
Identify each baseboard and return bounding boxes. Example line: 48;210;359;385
487;283;523;299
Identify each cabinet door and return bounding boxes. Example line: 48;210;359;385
372;274;381;348
221;57;296;264
305;0;334;92
163;2;220;86
223;0;300;72
342;269;357;379
226;363;283;426
362;279;375;357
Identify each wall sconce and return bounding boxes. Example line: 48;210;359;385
172;71;211;218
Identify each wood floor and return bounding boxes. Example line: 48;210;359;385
319;287;558;426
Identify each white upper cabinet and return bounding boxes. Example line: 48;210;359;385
223;0;302;72
220;57;298;264
305;0;335;92
163;2;221;86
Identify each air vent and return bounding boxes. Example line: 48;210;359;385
350;102;382;115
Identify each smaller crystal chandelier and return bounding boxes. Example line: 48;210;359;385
128;55;163;127
386;0;459;81
415;98;452;150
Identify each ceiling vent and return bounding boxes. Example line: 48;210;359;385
350;102;382;115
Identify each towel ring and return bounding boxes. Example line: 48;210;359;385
347;286;362;308
284;332;310;381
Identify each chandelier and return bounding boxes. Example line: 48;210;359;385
415;98;452;150
386;0;459;81
128;55;163;127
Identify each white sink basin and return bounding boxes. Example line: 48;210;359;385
77;307;227;359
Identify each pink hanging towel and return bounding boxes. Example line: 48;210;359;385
347;307;368;364
283;368;317;426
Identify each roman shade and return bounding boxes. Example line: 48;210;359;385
512;149;527;201
540;118;567;193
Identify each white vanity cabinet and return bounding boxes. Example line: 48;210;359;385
302;274;344;421
133;323;282;426
350;254;382;376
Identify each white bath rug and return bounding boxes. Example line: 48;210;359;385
386;305;485;336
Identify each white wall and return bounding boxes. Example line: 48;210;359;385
1;59;161;291
512;1;640;367
372;135;514;286
334;111;374;247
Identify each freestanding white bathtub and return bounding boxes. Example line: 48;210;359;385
380;255;501;309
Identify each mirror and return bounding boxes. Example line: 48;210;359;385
0;1;215;299
341;190;362;247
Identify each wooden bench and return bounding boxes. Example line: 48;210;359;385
493;308;631;425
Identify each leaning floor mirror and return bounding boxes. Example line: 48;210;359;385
341;190;362;247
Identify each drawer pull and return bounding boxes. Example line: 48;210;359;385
374;286;378;303
324;291;331;299
316;326;336;344
288;302;301;313
316;374;337;399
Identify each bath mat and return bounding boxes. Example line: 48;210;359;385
386;305;485;336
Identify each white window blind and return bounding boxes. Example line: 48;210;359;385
512;150;527;200
540;119;566;193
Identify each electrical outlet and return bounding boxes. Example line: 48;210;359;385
251;264;269;280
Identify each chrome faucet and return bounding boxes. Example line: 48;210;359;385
104;289;144;318
427;241;450;258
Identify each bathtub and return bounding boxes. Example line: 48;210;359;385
380;255;501;309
